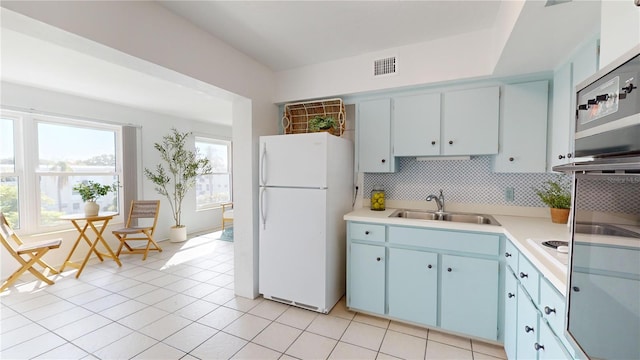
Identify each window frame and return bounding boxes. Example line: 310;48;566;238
0;114;22;228
195;136;232;211
1;109;124;234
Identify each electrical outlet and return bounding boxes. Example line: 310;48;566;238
505;187;515;202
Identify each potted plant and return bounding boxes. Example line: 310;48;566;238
308;115;338;134
144;128;212;242
534;177;572;224
73;181;118;217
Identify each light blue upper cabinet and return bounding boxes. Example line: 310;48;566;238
548;37;599;168
440;254;499;340
494;81;549;173
571;38;599;87
549;61;573;171
388;247;438;326
568;38;599;162
392;93;441;156
358;98;396;173
442;86;500;156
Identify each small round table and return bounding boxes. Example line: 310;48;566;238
59;212;122;278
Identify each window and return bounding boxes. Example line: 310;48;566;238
195;137;231;210
0;110;122;232
0;117;19;227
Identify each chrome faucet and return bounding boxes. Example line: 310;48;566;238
426;189;445;213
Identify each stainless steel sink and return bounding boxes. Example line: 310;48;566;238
440;213;500;225
575;223;640;238
392;210;440;221
389;209;501;226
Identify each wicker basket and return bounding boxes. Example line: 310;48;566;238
282;98;346;136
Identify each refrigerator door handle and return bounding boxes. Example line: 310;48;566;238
260;187;267;229
260;143;267;186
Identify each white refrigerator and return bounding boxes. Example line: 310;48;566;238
259;132;354;313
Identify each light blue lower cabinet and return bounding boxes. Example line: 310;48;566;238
388;248;438;326
441;254;499;340
516;286;540;360
537;320;572;360
348;242;385;314
504;270;519;360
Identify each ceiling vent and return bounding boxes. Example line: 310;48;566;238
374;56;397;76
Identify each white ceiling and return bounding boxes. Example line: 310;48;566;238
1;1;602;125
1;27;234;125
159;1;503;72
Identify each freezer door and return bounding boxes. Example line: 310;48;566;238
259;187;327;309
260;133;327;188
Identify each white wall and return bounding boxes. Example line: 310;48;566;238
1;2;279;298
0;81;233;279
599;0;640;67
274;29;496;104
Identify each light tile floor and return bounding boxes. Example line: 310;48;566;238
1;232;507;360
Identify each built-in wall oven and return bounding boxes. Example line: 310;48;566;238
555;45;640;360
561;158;640;360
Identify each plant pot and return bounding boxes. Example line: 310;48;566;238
84;201;99;217
550;208;570;224
169;226;187;242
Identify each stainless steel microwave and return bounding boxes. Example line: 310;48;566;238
574;45;640;158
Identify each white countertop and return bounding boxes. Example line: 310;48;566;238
345;208;572;295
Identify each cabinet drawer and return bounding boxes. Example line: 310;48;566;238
350;223;386;243
505;240;519;272
518;255;540;304
388;226;499;256
540;278;566;337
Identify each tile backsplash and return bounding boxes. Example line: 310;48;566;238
364;156;564;208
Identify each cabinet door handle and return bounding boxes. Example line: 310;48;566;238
567;153;573;158
365;231;370;235
381;159;386;163
447;267;452;272
505;252;512;258
525;325;534;333
519;272;528;279
508;293;515;298
544;306;556;315
509;157;514;162
558;154;565;160
534;343;545;351
427;264;433;269
431;141;436;145
376;257;382;262
448;140;453;145
573;286;580;292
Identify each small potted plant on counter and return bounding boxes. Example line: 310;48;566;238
73;181;118;217
308;115;338;134
534;177;572;224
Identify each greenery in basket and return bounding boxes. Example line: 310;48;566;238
308;115;337;132
73;181;118;202
533;177;571;209
145;128;212;228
